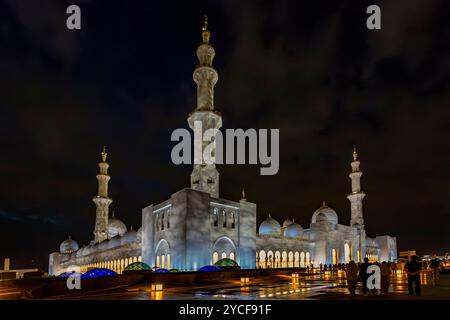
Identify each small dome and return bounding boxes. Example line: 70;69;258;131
108;217;127;238
259;215;281;236
284;222;303;238
283;218;293;227
311;204;338;224
60;237;79;254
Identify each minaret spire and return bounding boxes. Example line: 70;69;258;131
347;146;367;262
93;146;113;243
347;146;365;227
187;16;222;197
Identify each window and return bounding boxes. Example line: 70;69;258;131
167;254;171;270
213;208;218;227
231;212;235;229
229;252;235;261
213;252;219;264
222;252;227;259
161;212;165;230
222;210;227;228
166;209;170;229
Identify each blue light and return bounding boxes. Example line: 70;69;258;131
198;265;221;272
154;268;169;273
81;268;117;279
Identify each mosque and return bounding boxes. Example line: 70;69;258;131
48;18;397;276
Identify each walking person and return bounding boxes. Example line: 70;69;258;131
358;257;371;295
430;258;440;285
345;260;358;297
405;256;422;296
380;261;391;295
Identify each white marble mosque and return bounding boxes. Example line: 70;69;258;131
48;18;397;276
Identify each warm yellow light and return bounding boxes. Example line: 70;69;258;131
151;283;163;291
240;277;250;283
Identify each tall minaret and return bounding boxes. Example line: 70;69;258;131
347;146;366;227
93;146;112;243
187;16;222;198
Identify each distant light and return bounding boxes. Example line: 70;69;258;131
151;283;163;291
240;277;250;283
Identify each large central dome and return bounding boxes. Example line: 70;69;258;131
311;204;338;224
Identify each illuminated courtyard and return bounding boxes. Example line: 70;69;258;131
2;271;448;300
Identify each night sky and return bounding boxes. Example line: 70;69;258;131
0;0;449;270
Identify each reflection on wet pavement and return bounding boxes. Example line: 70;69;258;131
54;270;449;300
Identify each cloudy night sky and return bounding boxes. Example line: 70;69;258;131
0;0;449;270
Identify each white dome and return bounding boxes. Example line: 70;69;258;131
311;204;338;224
284;222;303;238
108;217;127;238
283;218;293;227
60;237;79;254
259;215;281;236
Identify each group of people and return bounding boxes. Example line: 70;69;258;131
341;256;441;297
343;258;394;297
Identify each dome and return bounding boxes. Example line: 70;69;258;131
124;262;151;271
283;218;293;227
81;268;117;279
258;215;281;236
284;222;303;238
60;237;79;254
311;204;338;224
108;217;127;238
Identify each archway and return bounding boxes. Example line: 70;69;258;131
259;250;266;268
155;239;170;268
213;236;236;263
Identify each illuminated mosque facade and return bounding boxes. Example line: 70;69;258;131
48;18;397;276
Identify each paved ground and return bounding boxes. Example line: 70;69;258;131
13;270;447;300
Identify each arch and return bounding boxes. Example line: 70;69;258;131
259;250;266;269
288;251;294;268
212;207;219;227
344;243;351;263
306;252;311;266
229;252;235;261
275;251;281;268
133;256;138;263
294;252;300;268
267;250;274;268
221;252;227;260
155;239;171;262
282;251;288;268
156;256;160;268
138;256;142;262
213;252;219;264
213;236;236;260
300;252;305;267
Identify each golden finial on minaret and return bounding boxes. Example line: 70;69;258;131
353;145;358;161
241;187;246;200
101;146;108;162
201;15;210;43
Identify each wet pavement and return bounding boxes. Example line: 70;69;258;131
36;270;450;300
